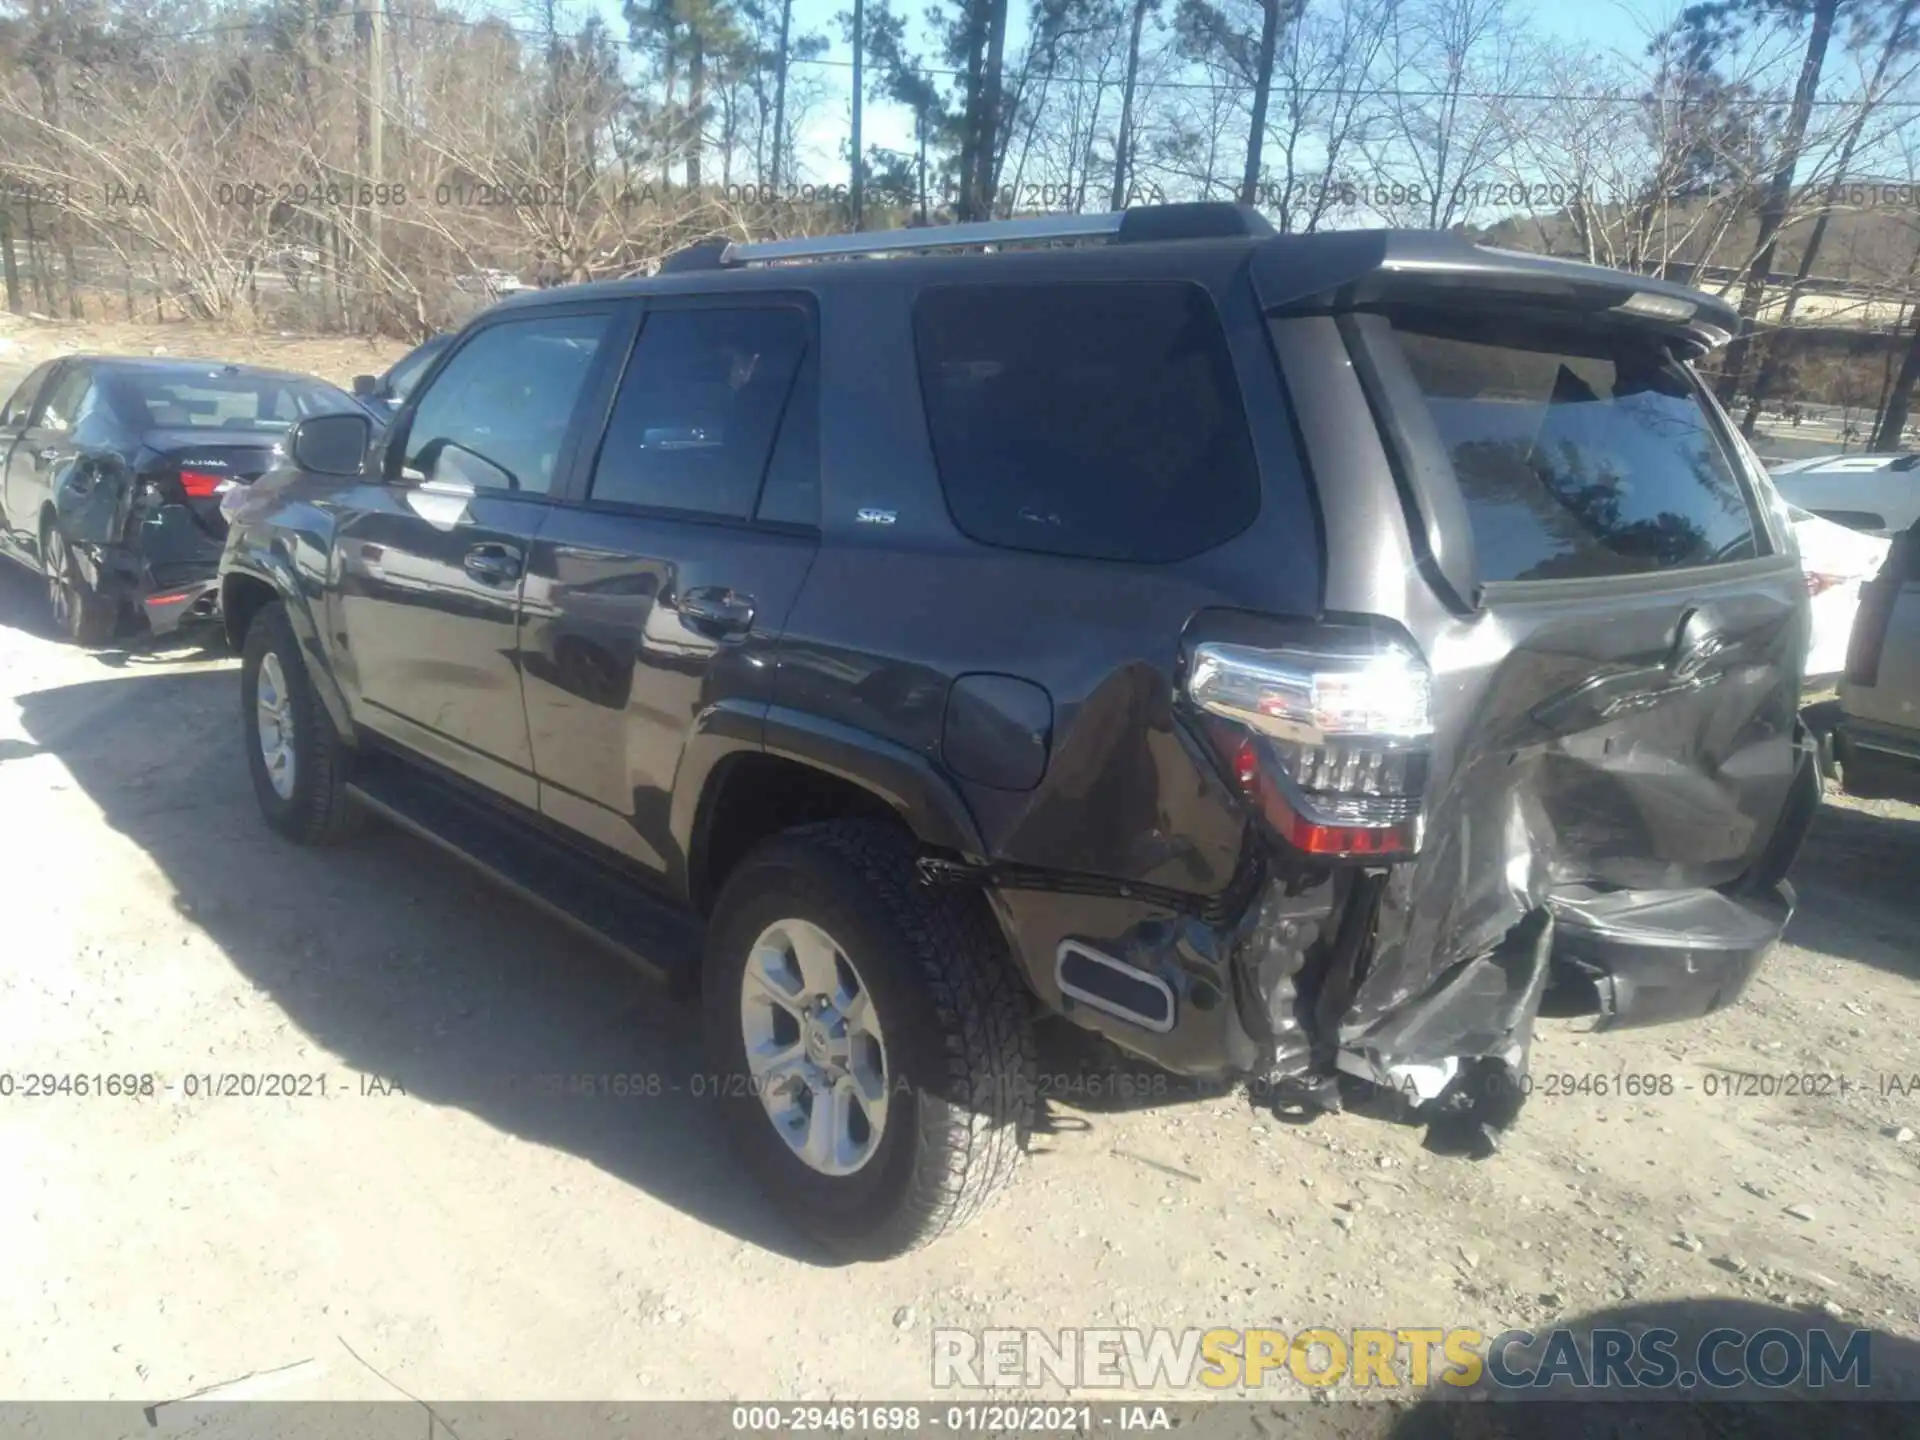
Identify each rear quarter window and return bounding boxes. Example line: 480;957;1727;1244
1387;315;1762;583
912;281;1260;563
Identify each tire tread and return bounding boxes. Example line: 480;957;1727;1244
715;819;1036;1258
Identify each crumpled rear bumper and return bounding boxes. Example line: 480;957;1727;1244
1545;881;1792;1029
75;541;223;637
141;576;223;636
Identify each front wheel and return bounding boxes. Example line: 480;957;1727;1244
41;520;115;646
240;600;364;845
703;821;1036;1261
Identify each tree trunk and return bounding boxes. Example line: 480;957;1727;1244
687;34;706;191
917;105;930;221
1743;0;1916;434
955;0;989;220
1715;0;1840;405
1238;0;1280;207
970;0;1010;218
54;215;82;319
1872;309;1920;451
1110;0;1150;212
0;210;20;315
660;26;678;191
770;0;792;189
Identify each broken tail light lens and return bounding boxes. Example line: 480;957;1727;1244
1187;636;1434;861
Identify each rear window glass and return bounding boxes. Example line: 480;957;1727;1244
113;371;352;431
913;282;1260;563
1388;317;1761;583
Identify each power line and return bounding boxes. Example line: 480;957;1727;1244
41;7;1920;109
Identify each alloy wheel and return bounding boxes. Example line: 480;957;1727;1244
255;651;298;801
738;918;890;1177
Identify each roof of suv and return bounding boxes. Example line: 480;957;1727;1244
489;205;1739;351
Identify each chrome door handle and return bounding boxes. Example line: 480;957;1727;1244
680;586;756;634
463;542;523;586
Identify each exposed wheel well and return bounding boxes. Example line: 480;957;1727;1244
692;754;903;914
222;574;279;652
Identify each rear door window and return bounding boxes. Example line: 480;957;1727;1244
1;361;56;426
913;281;1260;563
1387;315;1762;583
587;305;808;520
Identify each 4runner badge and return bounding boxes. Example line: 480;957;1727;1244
856;508;898;525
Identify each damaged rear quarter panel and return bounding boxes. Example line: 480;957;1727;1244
52;457;138;549
1270;312;1808;1078
1356;570;1805;1038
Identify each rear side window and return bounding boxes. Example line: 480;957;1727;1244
1388;316;1760;583
589;306;808;520
38;367;92;432
913;282;1260;563
1;361;55;426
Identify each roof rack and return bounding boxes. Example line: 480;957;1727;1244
658;203;1273;272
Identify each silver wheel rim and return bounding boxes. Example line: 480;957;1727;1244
256;651;297;801
739;918;890;1177
44;528;72;629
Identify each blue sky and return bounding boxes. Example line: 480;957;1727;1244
579;0;1672;178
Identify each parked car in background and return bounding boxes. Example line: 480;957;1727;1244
1771;451;1920;537
1834;518;1920;803
453;270;532;298
0;357;364;644
219;210;1818;1259
351;333;452;419
1788;503;1891;684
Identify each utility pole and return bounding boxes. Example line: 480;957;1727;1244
850;0;865;230
368;0;386;320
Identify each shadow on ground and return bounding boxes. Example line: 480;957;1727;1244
12;635;1917;1263
10;665;1207;1263
1381;1298;1920;1439
0;551;228;666
1782;796;1920;983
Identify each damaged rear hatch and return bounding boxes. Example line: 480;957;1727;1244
1255;239;1816;1131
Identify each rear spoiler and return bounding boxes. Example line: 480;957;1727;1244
1250;231;1737;353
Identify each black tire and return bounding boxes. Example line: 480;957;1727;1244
40;517;116;646
240;600;364;845
703;820;1036;1261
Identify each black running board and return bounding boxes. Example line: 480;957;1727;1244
346;764;704;996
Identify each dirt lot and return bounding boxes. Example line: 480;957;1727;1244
0;310;413;395
2;323;1920;1429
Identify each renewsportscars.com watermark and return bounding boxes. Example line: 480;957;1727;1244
931;1326;1874;1393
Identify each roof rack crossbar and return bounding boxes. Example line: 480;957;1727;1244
720;212;1127;266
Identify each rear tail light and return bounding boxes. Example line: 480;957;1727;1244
1804;571;1842;598
1845;539;1908;687
1187;634;1433;861
178;468;231;498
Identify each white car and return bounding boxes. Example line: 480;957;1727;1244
1772;452;1920;537
1789;503;1891;682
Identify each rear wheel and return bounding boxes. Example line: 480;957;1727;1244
240;601;364;845
41;519;115;646
703;820;1036;1260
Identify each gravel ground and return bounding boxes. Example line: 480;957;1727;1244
1;325;1918;1431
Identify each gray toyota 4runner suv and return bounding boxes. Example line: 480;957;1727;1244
218;204;1819;1259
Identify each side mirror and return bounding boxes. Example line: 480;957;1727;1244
289;411;373;477
351;374;378;397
